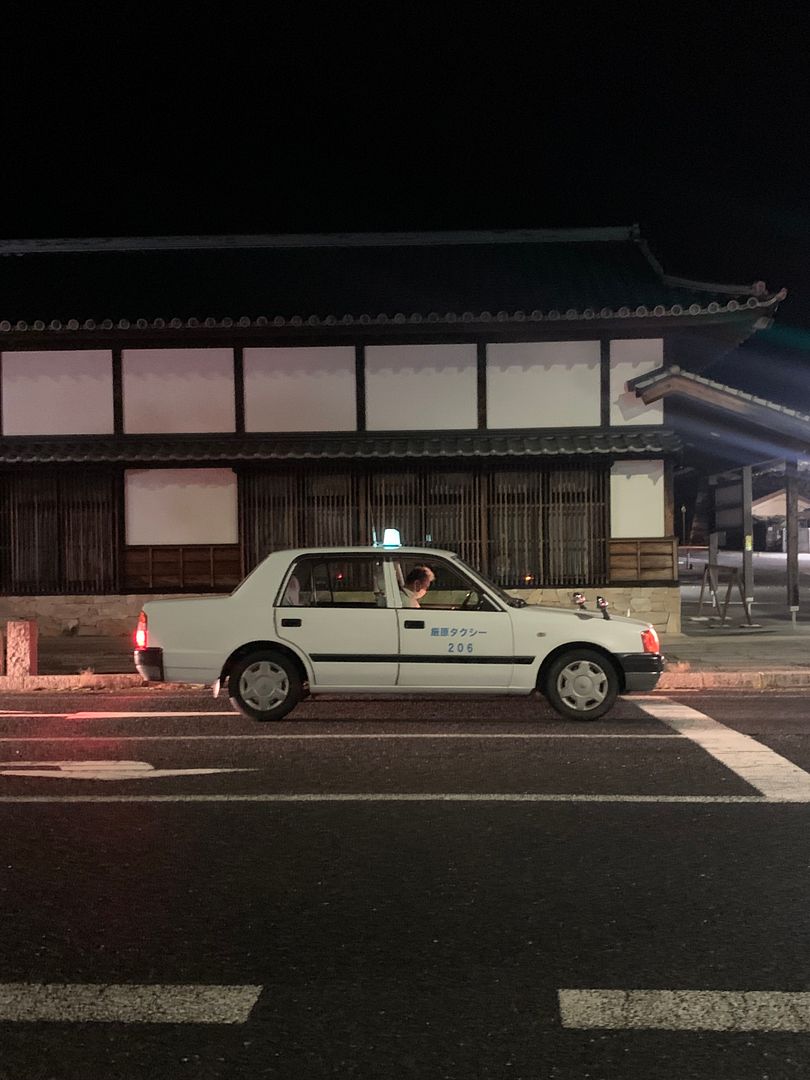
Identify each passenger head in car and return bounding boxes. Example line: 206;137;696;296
400;565;435;608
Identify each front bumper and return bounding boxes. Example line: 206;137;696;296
134;647;165;682
616;652;664;692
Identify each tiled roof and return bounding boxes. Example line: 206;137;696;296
630;367;810;424
0;428;681;465
0;227;784;333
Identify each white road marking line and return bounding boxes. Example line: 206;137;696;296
0;983;261;1024
559;989;810;1032
0;760;253;780
640;699;810;802
0;792;796;804
0;733;678;742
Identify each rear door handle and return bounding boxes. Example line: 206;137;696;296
403;620;425;629
281;618;302;627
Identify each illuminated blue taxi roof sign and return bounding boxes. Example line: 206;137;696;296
372;527;402;548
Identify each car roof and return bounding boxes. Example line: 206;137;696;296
273;546;461;559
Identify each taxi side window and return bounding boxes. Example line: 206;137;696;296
282;557;386;608
399;557;497;611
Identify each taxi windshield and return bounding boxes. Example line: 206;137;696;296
451;556;528;607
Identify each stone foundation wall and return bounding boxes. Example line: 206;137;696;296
0;585;681;637
516;586;681;634
0;594;221;638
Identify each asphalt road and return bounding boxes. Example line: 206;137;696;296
1;688;809;1079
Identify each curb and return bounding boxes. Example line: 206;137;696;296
658;671;810;690
3;672;810;693
0;674;145;692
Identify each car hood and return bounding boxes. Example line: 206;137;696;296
508;601;656;650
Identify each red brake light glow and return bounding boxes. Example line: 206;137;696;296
641;626;660;653
134;611;148;649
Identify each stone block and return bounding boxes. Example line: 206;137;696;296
6;620;39;677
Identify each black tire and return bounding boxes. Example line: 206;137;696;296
543;648;620;721
227;649;302;722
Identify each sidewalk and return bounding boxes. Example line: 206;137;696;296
658;609;810;689
660;549;810;687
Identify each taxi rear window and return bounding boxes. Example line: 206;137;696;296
281;557;386;608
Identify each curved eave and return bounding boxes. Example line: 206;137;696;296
0;290;786;337
630;367;810;454
0;428;682;466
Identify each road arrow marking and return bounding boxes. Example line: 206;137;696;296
0;710;238;718
0;760;253;781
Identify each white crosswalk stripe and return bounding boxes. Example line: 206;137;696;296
640;699;810;801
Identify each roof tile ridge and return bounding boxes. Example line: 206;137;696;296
661;275;786;301
633;232;787;303
0;226;638;255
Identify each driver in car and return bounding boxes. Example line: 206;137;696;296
399;565;435;608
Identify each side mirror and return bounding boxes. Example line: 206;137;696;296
596;595;611;620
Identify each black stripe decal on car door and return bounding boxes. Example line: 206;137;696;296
309;654;535;665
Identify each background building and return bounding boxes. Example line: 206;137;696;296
0;227;785;637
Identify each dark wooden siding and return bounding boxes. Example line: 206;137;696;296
609;537;678;582
123;545;241;591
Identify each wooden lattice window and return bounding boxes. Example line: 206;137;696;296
0;468;119;595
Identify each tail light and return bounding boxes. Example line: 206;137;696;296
134;611;148;649
641;626;660;653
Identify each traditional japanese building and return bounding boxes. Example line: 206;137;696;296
0;227;786;637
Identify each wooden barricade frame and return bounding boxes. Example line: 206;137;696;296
696;564;753;626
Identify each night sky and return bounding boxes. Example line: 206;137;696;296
4;6;810;409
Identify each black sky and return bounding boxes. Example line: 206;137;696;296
4;4;810;407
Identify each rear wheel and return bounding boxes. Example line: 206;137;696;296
544;648;619;721
228;650;302;722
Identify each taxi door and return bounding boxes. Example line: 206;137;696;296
274;554;399;688
393;557;515;688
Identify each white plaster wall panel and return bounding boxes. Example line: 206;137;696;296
365;344;477;430
486;341;601;428
125;468;238;545
122;349;235;433
244;347;356;432
1;350;113;435
610;338;664;425
610;460;665;537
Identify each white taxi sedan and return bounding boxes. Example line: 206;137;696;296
134;545;663;722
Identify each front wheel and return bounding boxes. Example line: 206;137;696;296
543;648;619;721
228;650;302;722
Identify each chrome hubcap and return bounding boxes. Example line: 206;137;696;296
240;660;289;712
556;659;608;712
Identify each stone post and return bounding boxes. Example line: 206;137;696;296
6;620;38;677
0;626;5;675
